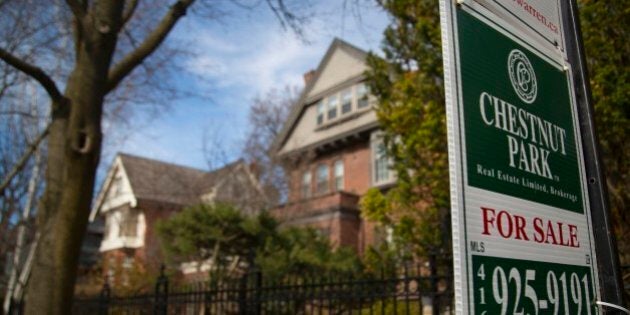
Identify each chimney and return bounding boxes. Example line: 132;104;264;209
303;69;316;85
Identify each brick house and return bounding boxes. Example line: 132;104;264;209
89;153;267;282
272;38;394;255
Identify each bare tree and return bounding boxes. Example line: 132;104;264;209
0;1;309;313
0;77;47;312
242;86;299;207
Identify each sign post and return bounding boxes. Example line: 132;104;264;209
439;0;623;313
558;0;625;310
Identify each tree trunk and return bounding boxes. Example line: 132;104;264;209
24;3;124;314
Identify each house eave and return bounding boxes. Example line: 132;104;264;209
277;121;379;159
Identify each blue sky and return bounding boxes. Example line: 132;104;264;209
101;1;390;172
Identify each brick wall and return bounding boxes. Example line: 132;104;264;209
286;141;371;203
136;200;183;267
276;139;383;254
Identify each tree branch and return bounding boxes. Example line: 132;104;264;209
121;0;139;27
0;48;63;102
105;0;195;94
265;0;306;39
0;110;41;119
65;0;87;18
0;124;50;196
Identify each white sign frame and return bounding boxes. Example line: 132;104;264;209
439;1;601;313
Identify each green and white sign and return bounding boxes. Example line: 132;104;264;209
439;1;600;314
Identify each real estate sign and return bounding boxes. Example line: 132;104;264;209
439;1;601;313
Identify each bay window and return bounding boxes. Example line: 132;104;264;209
327;96;338;120
357;83;370;109
341;89;352;114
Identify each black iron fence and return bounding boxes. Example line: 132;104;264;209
72;262;453;315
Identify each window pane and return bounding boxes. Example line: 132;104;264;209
301;171;311;198
316;101;324;125
327;96;338;120
123;257;134;269
374;142;390;183
357;83;369;109
119;210;138;237
341;89;352;114
316;164;329;193
334;160;344;190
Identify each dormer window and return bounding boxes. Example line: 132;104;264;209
119;209;138;237
315;82;373;126
341;89;352;114
316;101;324;125
327;95;338;120
357;83;369;109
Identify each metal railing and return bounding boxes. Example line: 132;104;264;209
72;262;453;315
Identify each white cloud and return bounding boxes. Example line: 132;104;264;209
184;25;324;97
102;1;389;171
180;1;388;103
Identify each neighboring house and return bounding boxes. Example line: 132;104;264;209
271;38;394;255
78;216;104;271
89;153;267;282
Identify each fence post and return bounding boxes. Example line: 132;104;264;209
430;252;439;315
98;279;110;315
238;271;248;315
154;264;169;315
253;270;262;315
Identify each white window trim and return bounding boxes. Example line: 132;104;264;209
316;101;325;125
316;164;329;194
326;95;338;120
315;82;374;126
334;159;344;191
100;210;145;252
340;88;353;115
371;132;396;186
301;171;312;198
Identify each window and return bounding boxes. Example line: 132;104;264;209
123;256;134;269
374;142;390;183
372;134;394;186
119;209;138;237
316;164;329;194
327;96;338;120
357;83;370;109
334;160;344;191
316;101;324;125
340;89;352;114
316;82;372;125
301;171;311;198
107;256;116;282
376;225;395;245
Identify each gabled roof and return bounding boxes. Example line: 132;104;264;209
272;38;369;155
90;153;247;220
119;153;233;205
